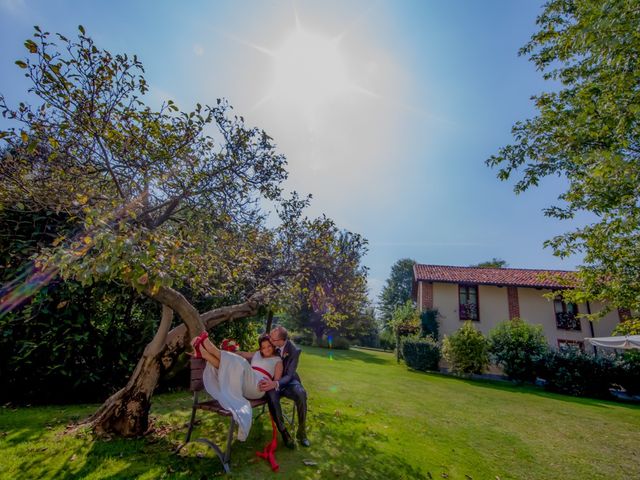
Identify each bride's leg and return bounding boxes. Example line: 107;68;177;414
200;346;220;369
201;337;221;360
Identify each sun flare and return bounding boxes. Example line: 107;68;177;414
270;28;350;115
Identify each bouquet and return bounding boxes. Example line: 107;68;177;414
221;338;239;352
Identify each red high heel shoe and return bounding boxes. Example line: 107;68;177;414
191;331;209;358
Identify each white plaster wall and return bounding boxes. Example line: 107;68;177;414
427;283;623;348
476;285;510;335
431;282;460;338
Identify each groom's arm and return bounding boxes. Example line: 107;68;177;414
277;348;301;390
259;348;301;392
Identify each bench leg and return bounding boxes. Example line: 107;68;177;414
194;415;236;474
174;405;198;454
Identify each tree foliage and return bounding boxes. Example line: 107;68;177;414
487;1;640;316
389;300;420;363
471;258;507;268
280;217;370;341
378;258;415;326
0;26;302;313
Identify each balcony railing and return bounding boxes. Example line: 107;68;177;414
459;303;478;321
555;312;581;330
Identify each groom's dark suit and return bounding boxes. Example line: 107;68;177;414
265;340;308;444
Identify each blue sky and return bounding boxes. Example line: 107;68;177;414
0;1;583;301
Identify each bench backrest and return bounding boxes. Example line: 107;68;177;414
190;357;206;392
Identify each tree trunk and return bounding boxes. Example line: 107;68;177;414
85;305;174;436
83;289;265;437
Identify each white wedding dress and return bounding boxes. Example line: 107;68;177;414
202;350;281;441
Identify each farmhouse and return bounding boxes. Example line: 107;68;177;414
413;264;626;350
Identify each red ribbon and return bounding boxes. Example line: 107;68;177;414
256;412;279;472
252;366;273;380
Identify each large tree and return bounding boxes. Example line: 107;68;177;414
0;27;322;436
281;217;369;342
487;1;640;317
378;258;416;327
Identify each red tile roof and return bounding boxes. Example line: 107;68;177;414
413;264;577;289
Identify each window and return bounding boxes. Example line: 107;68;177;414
554;298;580;330
459;284;479;321
557;339;584;352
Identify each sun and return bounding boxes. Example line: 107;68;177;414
269;28;350;116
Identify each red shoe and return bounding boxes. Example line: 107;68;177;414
191;331;209;358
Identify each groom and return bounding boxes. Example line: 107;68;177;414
258;326;310;448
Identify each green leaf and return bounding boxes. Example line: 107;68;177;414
24;39;38;53
15;60;28;69
78;25;85;35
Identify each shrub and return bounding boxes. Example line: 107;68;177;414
0;282;160;404
614;353;640;396
402;336;441;372
488;318;548;382
379;329;396;351
420;309;439;339
442;322;489;375
535;348;616;398
292;332;313;346
313;335;350;350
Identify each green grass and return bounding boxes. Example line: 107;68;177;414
1;346;639;479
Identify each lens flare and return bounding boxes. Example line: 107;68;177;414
0;194;148;318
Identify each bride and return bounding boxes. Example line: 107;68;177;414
191;332;283;440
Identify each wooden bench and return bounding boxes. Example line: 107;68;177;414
175;357;294;474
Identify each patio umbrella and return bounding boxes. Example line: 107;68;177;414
585;335;640;350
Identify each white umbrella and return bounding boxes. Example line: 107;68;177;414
585;335;640;350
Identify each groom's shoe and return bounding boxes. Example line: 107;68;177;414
282;430;295;449
297;425;310;447
298;436;311;448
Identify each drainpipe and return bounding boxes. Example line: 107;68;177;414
586;301;596;355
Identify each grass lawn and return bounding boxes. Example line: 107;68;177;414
1;346;639;479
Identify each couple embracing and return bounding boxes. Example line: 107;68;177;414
191;326;309;449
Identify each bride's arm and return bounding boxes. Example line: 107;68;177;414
236;350;254;361
273;360;283;381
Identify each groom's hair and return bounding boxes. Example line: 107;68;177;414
271;325;288;341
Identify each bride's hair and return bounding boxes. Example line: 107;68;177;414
258;333;273;347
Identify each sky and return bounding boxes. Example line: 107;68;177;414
0;0;584;302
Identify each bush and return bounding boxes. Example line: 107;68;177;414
615;352;640;395
292;332;313;346
442;322;489;375
535;348;616;398
313;335;350;350
402;336;441;371
0;282;160;405
379;330;396;351
420;309;439;339
488;318;548;382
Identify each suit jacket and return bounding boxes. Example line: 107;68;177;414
278;340;302;389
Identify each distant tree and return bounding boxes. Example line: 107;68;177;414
281;217;369;342
471;258;507;268
378;258;416;327
390;300;420;363
487;0;640;317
